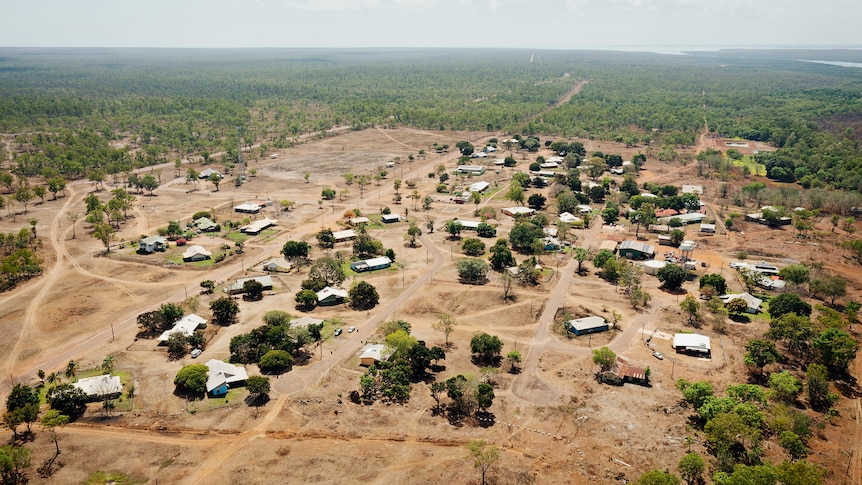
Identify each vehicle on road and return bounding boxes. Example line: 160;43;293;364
347;326;356;333
334;328;342;337
191;348;202;358
652;351;664;360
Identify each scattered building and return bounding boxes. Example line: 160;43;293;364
261;257;292;273
194;217;220;232
558;212;581;224
234;202;263;214
350;256;392;273
649;224;670;234
381;214;401;224
540;161;559;169
655;208;679;218
333;229;357;243
73;374;122;400
227;275;273;294
359;344;393;366
658;235;674;246
457;220;481;231
566;316;609;336
502;207;536;217
240;218;276;235
598;240;619;253
659;212;706;225
457;165;486;175
699;223;716;234
158;313;207;343
720;292;763;313
672;333;711;357
205;359;248;397
198;168;221;179
619;240;656;260
577;204;592;214
182;245;212;262
471;152;488;159
348;217;371;227
317;286;348;306
138;235;167;253
289;316;325;328
468;181;490;193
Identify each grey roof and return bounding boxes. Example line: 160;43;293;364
567;316;607;332
620;240;656;255
720;292;763;312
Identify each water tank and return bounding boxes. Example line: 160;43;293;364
643;260;667;276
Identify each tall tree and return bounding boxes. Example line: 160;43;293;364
433;313;457;348
466;439;499;485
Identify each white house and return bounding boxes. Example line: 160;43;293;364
502;207;536;217
720;293;763;313
158;313;207;343
234;202;263;214
349;217;371;226
240;218;276;235
333;229;357;242
73;374;122;399
205;359;248;396
381;214;401;223
457;165;486;175
359;344;393;366
199;168;222;179
261;257;292;273
317;286;348;306
672;333;711;356
468;181;490;193
227;275;273;294
182;245;212;262
139;235;167;253
558;212;581;224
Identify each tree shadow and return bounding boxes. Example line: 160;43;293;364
729;314;751;323
470;356;502;368
476;411;496;428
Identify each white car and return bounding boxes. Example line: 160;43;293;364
652;351;664;360
191;348;202;358
347;326;356;333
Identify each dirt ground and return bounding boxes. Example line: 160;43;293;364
1;126;861;484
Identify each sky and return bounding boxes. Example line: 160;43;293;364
2;0;861;50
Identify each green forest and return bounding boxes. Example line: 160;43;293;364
1;47;861;191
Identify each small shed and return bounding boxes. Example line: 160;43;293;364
699;223;716;234
317;286;348;306
649;224;670;234
619;240;656;260
359;344;393;366
598;240;619;253
349;217;371;227
139;235;167;253
672;333;711;357
199;168;222;179
658;235;674;246
350;256;392;273
566;316;609;336
381;214;401;224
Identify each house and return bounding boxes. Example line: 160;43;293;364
381;214;401;224
577;204;592;214
720;292;763;313
333;229;357;243
227;275;273;294
655;208;679;219
682;184;704;195
139;235;167;253
348;217;371;227
350;256;392;273
359;344;393;366
540;161;559;169
205;359;248;397
493;159;506;166
658;235;674;246
261;257;292;273
289;316;325;328
546;156;565;163
233;202;262;214
599;240;619;253
194;217;220;232
502;207;536;217
73;374;122;400
182;245;212;262
566;316;609;336
619;240;656;260
317;286;348;306
700;223;716;234
456;220;481;231
745;210;792;226
240;218;276;235
457;165;486;175
471;152;488;159
660;212;706;225
649;224;670;234
672;333;711;357
198;168;222;179
543;236;562;250
483;146;497;153
558;212;581;224
530;171;556;178
158;313;207;343
468;181;490;193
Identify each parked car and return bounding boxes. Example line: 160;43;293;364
347;326;356;333
652;351;664;360
191;348;202;358
334;328;343;337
